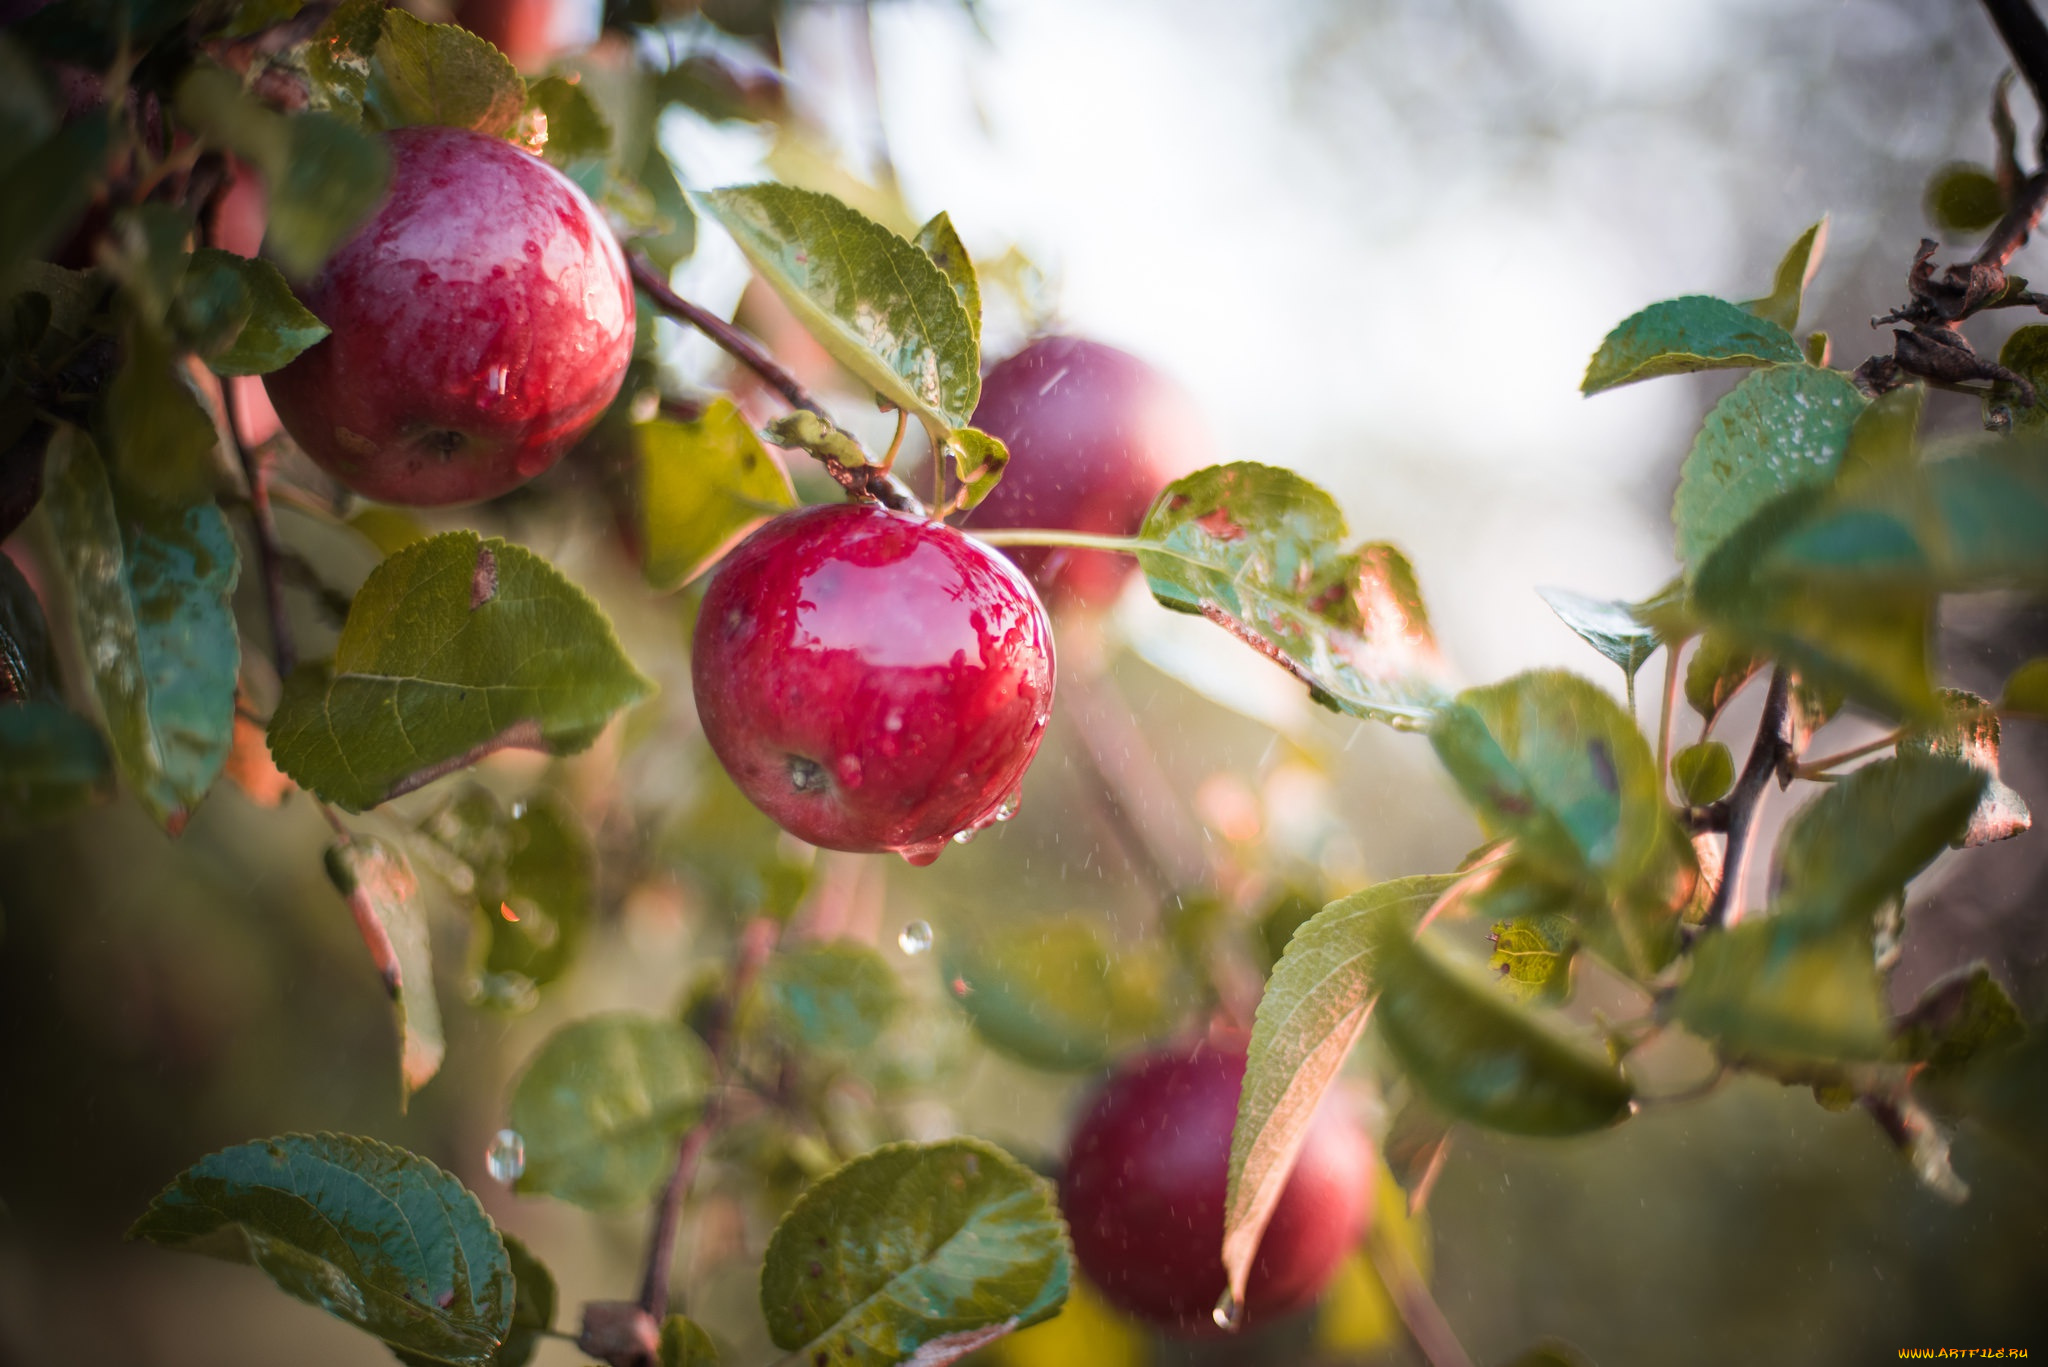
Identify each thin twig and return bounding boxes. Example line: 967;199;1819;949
1656;639;1682;795
1367;1222;1475;1367
1795;728;1902;779
1701;669;1795;931
1983;0;2048;156
624;253;923;514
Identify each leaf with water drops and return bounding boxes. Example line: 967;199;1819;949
1741;218;1828;333
1535;586;1665;695
1138;462;1451;728
750;940;902;1056
942;916;1178;1073
696;184;981;435
1673;364;1866;573
1898;690;2031;847
1581;296;1802;396
508;1013;712;1210
269;532;654;812
524;75;611;170
128;1133;513;1366
914;211;980;345
325;839;444;1106
640;400;795;591
1223;874;1454;1309
394;1231;554;1367
759;1138;1070;1366
42;428;240;832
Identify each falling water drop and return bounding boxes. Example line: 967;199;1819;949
897;920;934;956
1212;1287;1243;1332
509;800;527;820
485;1129;526;1183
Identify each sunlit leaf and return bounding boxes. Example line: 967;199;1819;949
1773;752;1982;928
697;183;980;435
1223;874;1454;1307
1486;911;1576;1005
914;211;980;345
509;1013;712;1210
1581;296;1802;395
657;1314;719;1367
371;8;527;138
1674;918;1889;1061
1671;740;1733;806
525;75;610;169
752;940;901;1056
1898;690;2030;846
1684;631;1760;725
325;839;444;1104
181;249;330;375
1742;219;1828;333
1535;586;1663;692
641;400;795;590
268;531;654;811
129;1134;513;1366
760;1139;1070;1366
941;425;1008;514
943;916;1176;1072
1837;384;1923;485
1138;462;1450;728
1894;964;2025;1081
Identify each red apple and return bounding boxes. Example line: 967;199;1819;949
691;502;1055;865
963;336;1213;610
1060;1042;1371;1336
264;125;634;507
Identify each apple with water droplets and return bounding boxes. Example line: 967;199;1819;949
691;502;1055;865
1059;1041;1371;1336
963;336;1212;610
264;125;634;507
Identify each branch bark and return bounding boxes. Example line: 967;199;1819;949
1700;668;1794;931
1982;0;2048;150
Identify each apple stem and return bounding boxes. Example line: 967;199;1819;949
624;252;926;515
879;407;907;474
967;528;1148;554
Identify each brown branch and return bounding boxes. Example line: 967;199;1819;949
1367;1222;1475;1367
624;253;924;514
1701;668;1794;931
1983;0;2048;155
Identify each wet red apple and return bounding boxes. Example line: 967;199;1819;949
691;502;1055;864
1060;1042;1371;1336
264;125;633;507
963;336;1212;610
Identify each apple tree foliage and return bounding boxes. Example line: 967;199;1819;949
1;0;2045;1364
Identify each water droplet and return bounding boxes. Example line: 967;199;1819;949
995;790;1022;822
486;1129;525;1183
1212;1287;1243;1332
485;364;509;399
509;801;527;820
952;828;977;845
898;920;934;955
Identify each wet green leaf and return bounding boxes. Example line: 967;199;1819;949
1535;586;1663;692
658;1314;718;1367
1673;364;1865;573
435;789;594;1009
641;401;795;590
104;320;221;508
914;211;980;345
1487;912;1576;1005
1138;462;1450;728
181;249;329;375
324;840;443;1106
1372;910;1634;1136
1899;690;2031;846
509;1013;712;1210
1671;740;1733;806
1224;875;1455;1305
1674;918;1889;1061
1774;753;1982;928
1683;632;1760;724
760;1138;1070;1365
943;917;1176;1072
372;9;527;138
753;940;901;1055
268;532;654;812
1429;670;1662;891
0;701;112;828
129;1133;513;1367
526;75;610;169
1742;219;1828;333
1894;964;2025;1081
43;428;239;831
696;184;980;434
1581;296;1801;395
1925;162;2004;236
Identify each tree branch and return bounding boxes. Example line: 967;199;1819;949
1982;0;2048;153
1701;668;1794;931
624;253;923;514
1367;1221;1474;1367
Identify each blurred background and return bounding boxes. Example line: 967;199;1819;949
4;1;2047;1364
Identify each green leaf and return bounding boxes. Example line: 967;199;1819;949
1429;670;1662;891
1673;364;1866;573
1990;326;2048;433
1487;912;1576;1005
1223;875;1455;1306
1999;655;2048;715
914;211;980;345
129;1133;513;1366
1925;162;2005;236
943;917;1174;1072
1138;462;1450;728
0;701;113;828
268;532;654;812
1581;296;1802;396
696;184;980;434
224;0;304;38
759;1138;1070;1365
182;248;329;375
940;425;1008;514
753;940;901;1055
1838;384;1923;485
508;1013;713;1210
423;788;594;1009
1372;910;1634;1136
1898;690;2031;847
1894;964;2025;1081
1671;740;1733;806
0;548;58;702
641;401;795;590
1535;586;1663;692
1774;752;1982;928
525;76;610;169
0;36;57;170
0;120;111;291
1684;632;1760;724
1742;219;1828;333
103;319;222;509
657;1315;718;1367
44;428;240;832
324;840;444;1105
305;0;382;116
633;141;695;272
371;9;527;138
655;754;813;920
1674;918;1889;1061
761;408;869;467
